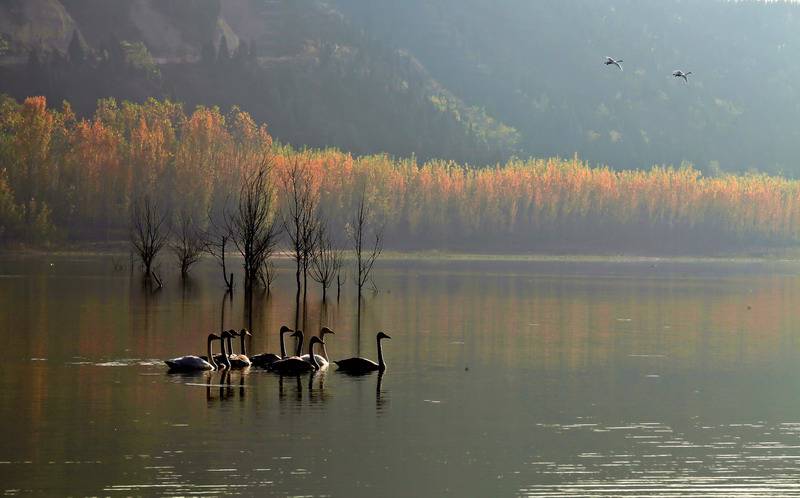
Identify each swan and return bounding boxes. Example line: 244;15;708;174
604;57;623;70
217;330;233;370
206;329;240;367
250;325;294;368
226;329;251;368
269;336;325;375
334;332;391;374
165;333;220;372
300;327;335;366
672;70;692;82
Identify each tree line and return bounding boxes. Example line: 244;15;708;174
2;96;800;258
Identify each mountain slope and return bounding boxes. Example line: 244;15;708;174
0;0;517;165
333;0;800;175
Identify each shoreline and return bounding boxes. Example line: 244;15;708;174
2;245;798;264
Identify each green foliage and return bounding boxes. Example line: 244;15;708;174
333;0;800;176
120;41;160;79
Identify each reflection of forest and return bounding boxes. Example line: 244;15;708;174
9;258;799;376
5;257;800;494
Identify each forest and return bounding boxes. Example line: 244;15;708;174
3;1;800;175
2;96;799;254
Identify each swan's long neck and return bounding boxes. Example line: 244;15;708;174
321;341;329;361
295;332;303;357
207;338;217;370
377;338;386;370
220;336;231;369
239;333;247;356
308;340;319;370
226;336;233;357
279;331;287;358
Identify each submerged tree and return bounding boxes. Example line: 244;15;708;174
205;206;234;292
227;165;280;297
170;211;204;278
130;195;170;279
310;220;343;302
281;154;319;330
349;191;383;338
260;259;278;295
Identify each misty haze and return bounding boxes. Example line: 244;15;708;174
2;1;800;496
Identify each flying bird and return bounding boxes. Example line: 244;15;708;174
604;57;623;70
672;70;692;82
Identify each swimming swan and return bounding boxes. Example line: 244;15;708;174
250;325;294;368
300;327;335;366
226;329;251;368
269;336;325;375
335;332;391;374
165;333;220;372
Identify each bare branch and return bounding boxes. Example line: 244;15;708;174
129;195;170;278
310;219;343;301
351;191;383;296
225;156;281;293
170;210;204;277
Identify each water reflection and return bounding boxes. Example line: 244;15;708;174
3;256;800;496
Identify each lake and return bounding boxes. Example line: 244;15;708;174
2;254;800;496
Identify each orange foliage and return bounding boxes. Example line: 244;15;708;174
1;95;799;250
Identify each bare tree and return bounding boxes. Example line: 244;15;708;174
337;272;346;302
205;206;234;292
281;154;319;330
171;211;204;278
227;165;280;298
348;192;383;338
130;195;170;279
310;220;343;302
260;259;278;295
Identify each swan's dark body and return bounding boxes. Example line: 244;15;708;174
251;325;293;368
335;332;391;374
270;336;324;375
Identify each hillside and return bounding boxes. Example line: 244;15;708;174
2;1;800;174
0;0;516;166
333;0;800;175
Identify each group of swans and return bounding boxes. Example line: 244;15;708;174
164;325;390;375
604;56;692;82
164;329;249;372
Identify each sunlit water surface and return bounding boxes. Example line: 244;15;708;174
2;255;800;496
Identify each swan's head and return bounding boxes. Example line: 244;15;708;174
207;333;221;341
290;330;303;338
239;328;252;337
320;326;334;337
377;331;391;340
280;325;294;335
221;330;234;339
309;336;324;346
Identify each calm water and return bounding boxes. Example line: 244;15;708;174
2;255;800;496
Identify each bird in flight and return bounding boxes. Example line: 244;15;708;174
604;57;623;70
672;70;692;82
